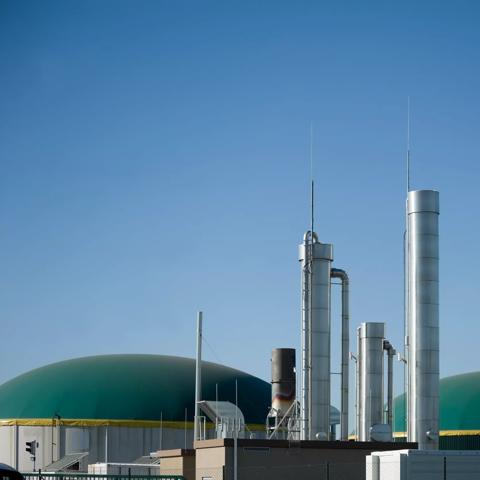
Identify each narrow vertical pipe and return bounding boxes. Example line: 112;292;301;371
14;424;19;470
330;268;350;441
105;426;108;463
194;311;203;443
387;348;394;428
234;379;238;480
383;340;396;429
51;418;54;464
407;190;440;449
215;383;219;435
160;411;163;450
184;408;187;449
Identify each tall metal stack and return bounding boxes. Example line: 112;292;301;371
406;189;440;450
357;322;385;441
299;232;333;440
271;348;296;417
267;348;297;439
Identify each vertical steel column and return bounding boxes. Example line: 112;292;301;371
407;190;440;449
358;322;385;441
299;232;333;440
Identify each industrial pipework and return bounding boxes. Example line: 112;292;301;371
299;231;333;440
383;340;396;430
406;190;440;450
330;268;350;441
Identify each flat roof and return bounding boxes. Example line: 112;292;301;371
195;438;418;450
153;449;195;458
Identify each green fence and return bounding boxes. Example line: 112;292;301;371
22;473;185;480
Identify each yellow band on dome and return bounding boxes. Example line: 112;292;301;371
0;418;266;431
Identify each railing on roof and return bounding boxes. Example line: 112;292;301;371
22;473;185;480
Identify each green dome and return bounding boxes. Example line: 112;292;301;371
394;371;480;433
0;354;270;425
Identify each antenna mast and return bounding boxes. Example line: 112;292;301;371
407;97;411;193
310;123;314;235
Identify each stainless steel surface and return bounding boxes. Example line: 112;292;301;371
383;340;396;429
271;348;296;416
369;424;392;442
356;327;361;439
299;232;333;440
194;311;203;442
407;189;440;449
300;232;312;440
404;199;409;449
358;322;385;441
330;268;350;441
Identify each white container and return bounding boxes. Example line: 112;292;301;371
366;449;480;480
88;462;161;475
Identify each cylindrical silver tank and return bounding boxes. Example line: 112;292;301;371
407;190;440;449
299;233;333;440
358;322;385;441
271;348;296;416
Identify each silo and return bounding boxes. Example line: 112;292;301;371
358;322;385;441
407;189;440;449
299;232;333;440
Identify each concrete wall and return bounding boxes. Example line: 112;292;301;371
0;424;194;472
158;450;195;480
0;425;60;471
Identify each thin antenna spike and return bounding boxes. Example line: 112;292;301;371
407;97;411;193
311;180;314;238
310;123;314;237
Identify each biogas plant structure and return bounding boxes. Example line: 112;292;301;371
1;187;480;480
266;189;439;449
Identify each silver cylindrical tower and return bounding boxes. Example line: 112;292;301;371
358;322;385;441
299;232;333;440
271;348;296;416
407;189;440;450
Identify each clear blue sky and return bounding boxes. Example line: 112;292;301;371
0;1;479;419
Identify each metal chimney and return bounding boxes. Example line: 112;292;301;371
357;322;385;441
406;189;440;449
271;348;296;417
299;232;333;440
